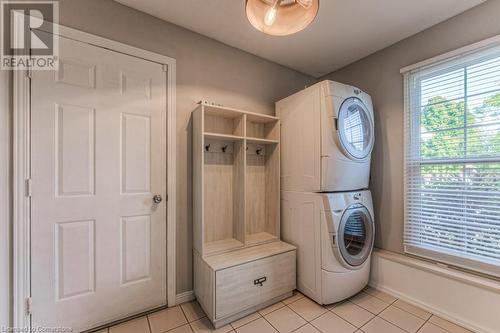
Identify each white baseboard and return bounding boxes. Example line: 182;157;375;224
369;249;500;333
175;291;195;305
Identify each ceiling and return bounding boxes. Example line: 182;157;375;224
115;0;486;78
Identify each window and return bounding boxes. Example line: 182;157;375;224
403;43;500;277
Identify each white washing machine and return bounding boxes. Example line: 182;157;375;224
281;190;375;304
277;80;374;192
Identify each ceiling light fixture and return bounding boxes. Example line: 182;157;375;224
246;0;319;36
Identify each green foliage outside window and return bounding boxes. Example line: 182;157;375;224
420;92;500;191
416;91;500;258
421;94;500;159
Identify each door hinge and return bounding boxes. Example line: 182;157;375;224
25;297;32;316
162;64;168;72
25;179;32;197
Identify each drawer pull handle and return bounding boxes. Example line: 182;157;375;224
254;277;267;287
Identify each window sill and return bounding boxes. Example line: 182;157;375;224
374;248;500;294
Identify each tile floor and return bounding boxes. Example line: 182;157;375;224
95;287;475;333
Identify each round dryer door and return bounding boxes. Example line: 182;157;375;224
338;204;374;267
337;97;374;160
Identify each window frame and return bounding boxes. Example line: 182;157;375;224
402;38;500;278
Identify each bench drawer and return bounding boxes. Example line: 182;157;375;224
215;250;296;319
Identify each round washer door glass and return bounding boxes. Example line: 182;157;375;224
338;98;374;160
338;205;374;267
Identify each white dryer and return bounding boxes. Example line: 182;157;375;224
277;80;374;192
281;190;374;304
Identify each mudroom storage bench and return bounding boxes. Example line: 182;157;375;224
192;102;296;328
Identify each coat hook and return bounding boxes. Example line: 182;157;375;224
222;145;228;153
205;144;211;152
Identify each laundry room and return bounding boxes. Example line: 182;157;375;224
1;1;499;333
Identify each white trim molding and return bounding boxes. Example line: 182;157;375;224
369;249;500;333
400;33;500;73
13;64;31;330
13;23;177;329
175;291;195;305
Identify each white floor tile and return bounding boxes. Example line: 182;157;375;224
264;306;306;333
392;300;431;320
97;291;479;333
190;317;233;333
292;324;321;333
323;302;338;311
360;317;406;333
148;306;188;333
378;306;425;333
310;312;357;333
363;288;397;304
235;318;278;333
429;316;474;333
418;322;450;333
288;297;327;321
259;302;286;316
349;292;389;315
169;324;194;333
331;301;374;328
230;312;261;329
283;291;305;305
181;301;206;322
109;317;150;333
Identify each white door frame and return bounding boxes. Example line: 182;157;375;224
13;23;177;329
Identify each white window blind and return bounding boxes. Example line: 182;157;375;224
403;43;500;277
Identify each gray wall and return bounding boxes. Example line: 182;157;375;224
322;0;500;253
0;0;313;318
58;0;314;294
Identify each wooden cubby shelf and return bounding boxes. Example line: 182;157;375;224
204;238;244;255
204;132;244;141
246;137;279;144
245;232;278;245
246;115;279;142
193;102;295;329
193;102;281;256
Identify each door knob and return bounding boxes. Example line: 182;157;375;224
153;195;162;204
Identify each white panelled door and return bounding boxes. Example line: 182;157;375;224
31;34;167;331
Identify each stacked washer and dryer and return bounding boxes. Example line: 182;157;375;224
277;80;375;305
